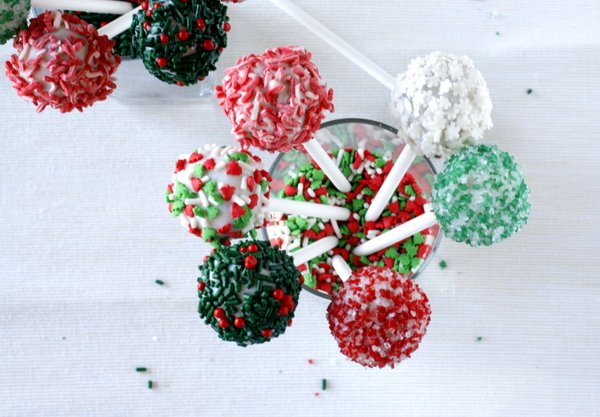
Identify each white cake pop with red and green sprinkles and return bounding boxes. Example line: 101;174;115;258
432;144;530;246
166;144;272;247
327;265;431;368
197;239;302;346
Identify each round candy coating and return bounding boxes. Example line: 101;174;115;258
5;10;120;113
197;239;302;346
432;144;531;246
0;0;29;45
327;266;431;368
166;144;271;247
130;0;228;86
216;45;334;153
389;51;493;158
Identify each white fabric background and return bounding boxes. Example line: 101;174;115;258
1;0;599;415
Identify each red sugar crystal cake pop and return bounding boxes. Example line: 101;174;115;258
5;10;120;113
327;265;431;368
216;45;334;153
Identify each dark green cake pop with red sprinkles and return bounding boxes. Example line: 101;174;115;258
197;239;302;346
130;0;229;86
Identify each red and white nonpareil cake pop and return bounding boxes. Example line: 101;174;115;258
216;45;334;153
327;265;431;368
5;10;120;113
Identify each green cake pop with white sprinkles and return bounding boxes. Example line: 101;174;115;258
197;239;302;346
432;144;530;246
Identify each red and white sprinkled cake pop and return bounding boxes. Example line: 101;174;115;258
216;45;334;153
327;265;431;368
5;10;120;113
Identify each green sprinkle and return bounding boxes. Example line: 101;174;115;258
375;158;387;168
413;232;425;245
352;199;365;212
527;88;533;94
230;152;249;162
175;182;197;200
477;337;483;341
193;164;205;178
155;280;165;286
136;367;147;372
384;247;399;258
206;206;219;220
148;380;153;389
404;184;416;196
202;227;217;242
171;200;185;217
362;187;375;196
322;379;327;390
439;260;448;269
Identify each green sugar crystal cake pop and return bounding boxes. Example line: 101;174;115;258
130;0;229;86
432;144;530;246
0;0;29;45
197;239;302;346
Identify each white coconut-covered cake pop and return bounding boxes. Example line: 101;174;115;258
389;51;493;158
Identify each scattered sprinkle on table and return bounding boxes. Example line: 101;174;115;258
477;336;483;341
136;368;147;372
155;280;165;286
439;260;448;269
307;359;314;364
148;380;153;389
527;89;533;94
322;379;327;390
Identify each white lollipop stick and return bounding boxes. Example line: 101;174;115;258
291;236;338;267
364;144;416;222
97;5;141;39
269;197;350;221
331;255;352;282
33;0;133;14
303;138;351;193
267;0;394;90
269;0;418;221
353;211;437;257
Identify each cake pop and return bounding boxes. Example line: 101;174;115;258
353;144;530;255
129;0;229;86
167;144;271;247
216;45;334;153
4;10;121;113
197;239;302;346
166;144;350;247
432;143;530;246
389;51;493;159
327;265;431;368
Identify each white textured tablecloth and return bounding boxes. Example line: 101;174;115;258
1;1;599;416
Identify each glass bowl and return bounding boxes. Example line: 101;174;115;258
263;118;442;300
